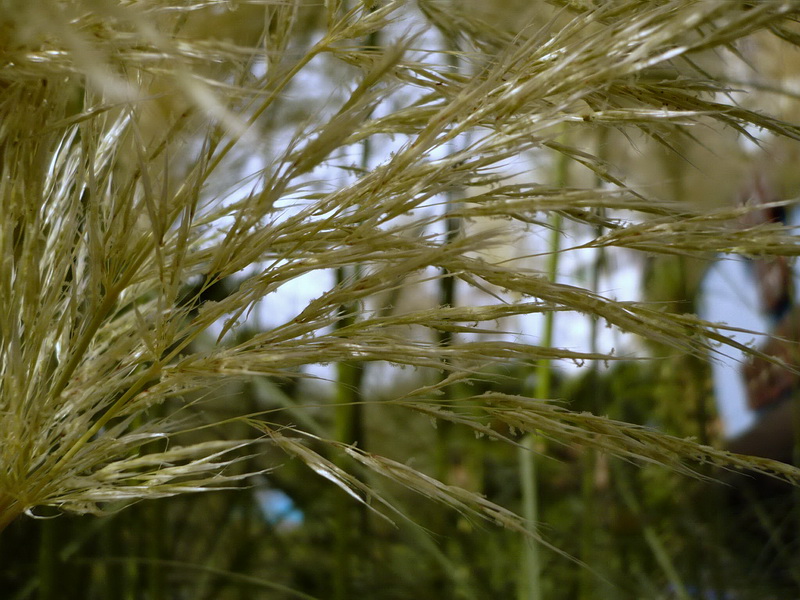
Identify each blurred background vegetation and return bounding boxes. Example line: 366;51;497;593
5;0;800;598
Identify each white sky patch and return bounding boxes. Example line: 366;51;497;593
253;269;336;330
204;5;649;399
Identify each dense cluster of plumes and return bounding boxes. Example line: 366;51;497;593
2;0;800;541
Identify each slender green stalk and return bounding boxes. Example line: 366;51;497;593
123;510;138;600
37;519;56;600
332;11;380;598
433;32;464;487
332;339;364;600
47;363;162;477
517;435;540;600
145;484;165;600
613;462;691;600
101;519;122;600
517;215;561;600
518;145;569;600
48;288;124;401
579;128;609;600
434;30;471;595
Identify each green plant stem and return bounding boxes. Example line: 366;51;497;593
147;499;165;600
518;139;568;600
580;128;608;599
124;510;138;600
613;462;691;600
101;518;122;600
332;354;364;600
48;362;162;476
37;519;56;600
49;285;125;400
331;14;379;599
518;213;562;600
517;436;540;600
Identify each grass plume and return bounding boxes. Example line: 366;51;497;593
3;0;800;551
